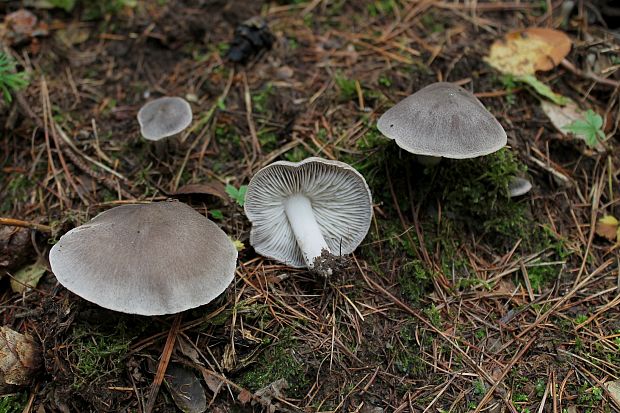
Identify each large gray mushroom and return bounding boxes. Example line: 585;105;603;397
137;96;193;141
377;82;507;164
49;201;237;315
244;157;372;276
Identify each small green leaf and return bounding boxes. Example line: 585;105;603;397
231;239;245;251
225;184;247;207
0;52;30;104
515;75;569;105
563;109;605;148
50;0;77;12
210;209;224;220
11;260;47;293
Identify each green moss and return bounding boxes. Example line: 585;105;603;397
257;128;279;152
351;132;530;245
252;83;274;114
237;331;309;397
69;320;135;389
0;393;28;413
390;324;430;379
334;72;358;102
399;259;433;303
525;264;558;292
0;174;35;214
284;146;311;163
423;305;443;329
420;11;446;33
432;149;528;238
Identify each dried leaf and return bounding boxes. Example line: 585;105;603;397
0;226;32;270
595;215;619;243
486;27;571;76
0;326;41;386
255;378;288;402
1;9;49;45
177;337;201;364
605;380;620;406
4;10;38;36
174;182;229;203
200;369;223;395
542;100;585;130
238;388;252;404
164;363;207;413
54;23;90;47
10;259;47;293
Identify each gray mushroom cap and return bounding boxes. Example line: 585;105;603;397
49;202;237;315
377;82;507;159
137;97;193;141
508;176;532;197
244;157;373;268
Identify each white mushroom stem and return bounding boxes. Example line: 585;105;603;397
283;194;330;268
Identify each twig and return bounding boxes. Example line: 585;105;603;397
0;218;52;233
561;59;620;89
55;123;127;181
144;314;182;413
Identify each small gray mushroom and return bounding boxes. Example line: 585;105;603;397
49;201;237;315
377;82;507;164
137;96;193;141
244;157;373;276
508;176;532;197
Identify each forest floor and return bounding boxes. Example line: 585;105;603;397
1;0;619;412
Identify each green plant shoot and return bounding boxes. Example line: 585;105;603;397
226;184;248;207
563;109;605;148
0;52;29;104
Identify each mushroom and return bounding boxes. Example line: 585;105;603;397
49;201;237;315
377;82;507;165
137;96;193;141
244;157;372;276
508;176;532;197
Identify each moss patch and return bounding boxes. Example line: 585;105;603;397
69;319;135;389
0;393;28;413
237;330;309;397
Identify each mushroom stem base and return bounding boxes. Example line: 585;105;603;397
283;194;330;269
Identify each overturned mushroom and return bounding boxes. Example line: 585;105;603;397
244;157;372;276
49;201;237;315
377;82;507;165
137;96;192;141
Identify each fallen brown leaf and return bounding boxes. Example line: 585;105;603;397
486;27;571;76
595;215;619;243
173;182;229;203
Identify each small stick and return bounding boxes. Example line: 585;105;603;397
144;314;182;413
561;59;620;89
0;218;52;233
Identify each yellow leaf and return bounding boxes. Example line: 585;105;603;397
232;239;245;251
10;259;46;293
485;28;571;76
595;215;619;242
600;215;619;226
